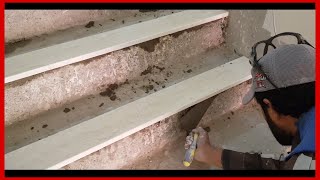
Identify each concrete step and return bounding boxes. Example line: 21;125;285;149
5;10;234;170
5;9;313;170
5;12;228;128
5;46;237;154
5;10;183;45
6;10;182;57
5;10;228;83
121;103;287;170
5;55;251;170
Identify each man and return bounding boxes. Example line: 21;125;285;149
186;33;315;170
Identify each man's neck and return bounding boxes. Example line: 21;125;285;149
281;115;298;136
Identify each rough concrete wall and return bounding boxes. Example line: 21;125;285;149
62;82;250;169
5;19;226;126
268;10;315;46
226;10;315;57
226;10;272;57
5;10;138;43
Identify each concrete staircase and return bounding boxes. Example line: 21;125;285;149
5;10;287;170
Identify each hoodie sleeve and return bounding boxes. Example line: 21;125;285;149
221;149;304;170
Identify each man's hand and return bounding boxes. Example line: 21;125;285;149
184;127;223;168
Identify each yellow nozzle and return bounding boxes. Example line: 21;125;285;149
183;161;191;167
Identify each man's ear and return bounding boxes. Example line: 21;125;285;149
263;98;272;108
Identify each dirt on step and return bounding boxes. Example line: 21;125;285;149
122;79;129;85
139;10;158;13
5;39;32;54
100;88;113;97
140;64;166;76
63;108;71;113
85;21;95;28
166;72;173;77
141;66;153;76
153;65;165;72
137;39;160;53
100;83;119;101
109;84;119;90
142;85;154;94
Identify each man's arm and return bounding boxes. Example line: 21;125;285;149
222;149;283;170
187;127;295;170
197;145;286;170
221;149;314;170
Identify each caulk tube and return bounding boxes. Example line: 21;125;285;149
183;133;198;167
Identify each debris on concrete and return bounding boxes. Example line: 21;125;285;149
166;72;173;77
141;66;153;76
5;39;32;54
100;83;119;101
85;21;95;28
142;85;154;94
139;10;158;13
63;108;71;113
153;65;165;72
138;39;160;53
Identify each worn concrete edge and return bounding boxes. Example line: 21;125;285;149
5;10;228;83
5;56;251;170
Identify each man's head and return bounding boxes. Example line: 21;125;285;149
243;44;315;145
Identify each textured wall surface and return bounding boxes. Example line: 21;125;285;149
226;10;315;57
226;10;272;57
